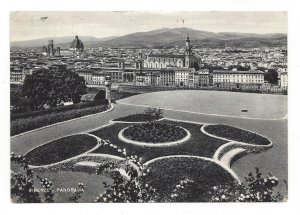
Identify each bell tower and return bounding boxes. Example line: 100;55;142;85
185;35;191;68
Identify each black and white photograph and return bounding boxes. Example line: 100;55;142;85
8;10;289;204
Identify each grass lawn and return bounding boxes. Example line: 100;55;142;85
112;113;162;122
145;157;237;200
25;134;98;166
205;124;271;145
31;170;113;203
90;120;226;162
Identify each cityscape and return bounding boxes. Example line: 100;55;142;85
10;11;288;203
11;32;288;93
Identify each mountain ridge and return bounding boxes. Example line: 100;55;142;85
11;28;287;49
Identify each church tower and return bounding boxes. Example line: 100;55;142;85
184;35;192;68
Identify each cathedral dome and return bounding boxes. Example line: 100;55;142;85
70;36;84;50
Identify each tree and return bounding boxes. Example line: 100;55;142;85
10;89;31;113
93;90;108;105
264;69;278;85
143;107;164;124
228;65;250;71
192;62;200;71
22;68;86;110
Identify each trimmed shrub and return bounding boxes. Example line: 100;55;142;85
11;102;102;121
11;105;108;136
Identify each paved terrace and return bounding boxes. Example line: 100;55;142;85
11;90;287;190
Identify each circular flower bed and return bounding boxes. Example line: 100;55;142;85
25;134;98;166
122;122;188;144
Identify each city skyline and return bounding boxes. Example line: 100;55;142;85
10;11;287;42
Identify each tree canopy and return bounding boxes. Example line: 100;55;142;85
263;69;278;85
22;68;86;110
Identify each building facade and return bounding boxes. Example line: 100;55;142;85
212;70;264;90
143;36;201;70
174;68;196;87
198;69;210;87
279;71;288;90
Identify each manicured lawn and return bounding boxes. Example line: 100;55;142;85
205;124;271;145
112;113;162;122
123;122;187;143
25;134;98;166
145;157;237;200
90;120;226;162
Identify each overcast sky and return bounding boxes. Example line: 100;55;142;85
10;11;287;41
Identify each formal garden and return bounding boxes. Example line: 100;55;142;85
11;107;287;202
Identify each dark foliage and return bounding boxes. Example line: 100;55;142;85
69;183;85;203
93;90;106;104
205;124;270;145
113;113;162;122
11;105;107;136
264;69;279;85
11;102;102;121
25;134;98;166
143;107;164;123
146;157;237;201
172;168;286;202
228;65;251;71
123;123;187;143
95;156;157;202
11;153;54;203
22;67;86;110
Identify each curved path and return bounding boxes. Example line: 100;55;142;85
11;91;287;192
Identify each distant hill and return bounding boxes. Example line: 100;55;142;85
10;28;287;49
10;36;117;49
98;28;287;48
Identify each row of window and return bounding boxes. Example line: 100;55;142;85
214;74;263;79
214;79;264;83
148;58;181;63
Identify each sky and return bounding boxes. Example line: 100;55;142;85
10;11;287;41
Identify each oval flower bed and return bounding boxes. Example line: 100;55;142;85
122;122;187;143
204;124;270;145
25;134;98;166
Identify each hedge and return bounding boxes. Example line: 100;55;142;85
11;101;107;121
11;105;108;136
